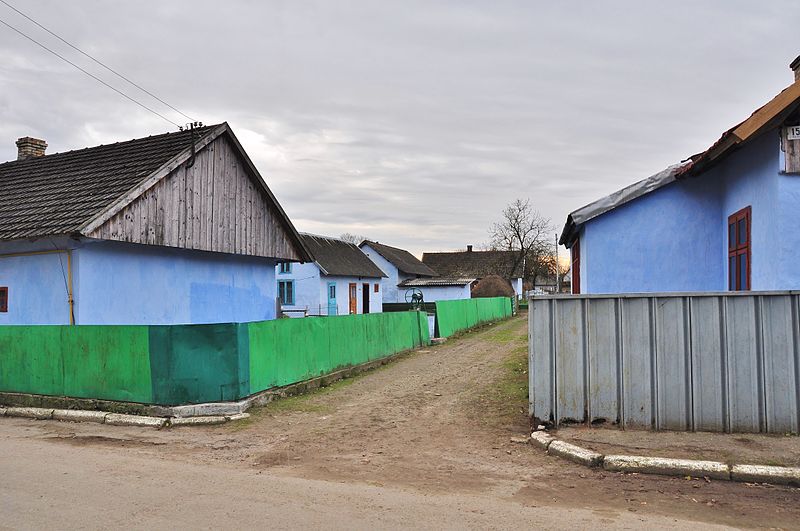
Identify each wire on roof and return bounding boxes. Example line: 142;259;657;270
0;14;181;128
0;0;196;123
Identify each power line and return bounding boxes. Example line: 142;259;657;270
0;15;181;128
0;0;195;122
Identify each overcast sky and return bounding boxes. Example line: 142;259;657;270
1;1;798;255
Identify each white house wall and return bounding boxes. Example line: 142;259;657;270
360;244;403;303
319;276;383;316
417;284;471;302
276;262;382;316
276;261;321;316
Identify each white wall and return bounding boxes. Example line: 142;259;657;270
512;277;523;299
276;261;322;316
275;262;383;316
360;244;403;303
319;275;383;316
417;284;471;302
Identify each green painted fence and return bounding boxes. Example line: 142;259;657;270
0;312;429;407
435;297;513;338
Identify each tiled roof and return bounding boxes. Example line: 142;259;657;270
360;240;438;277
0;126;216;241
422;249;524;279
301;234;386;278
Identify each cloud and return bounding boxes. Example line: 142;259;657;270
0;0;798;255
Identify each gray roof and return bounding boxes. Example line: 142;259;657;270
360;240;438;277
302;234;386;278
0;126;217;241
398;277;475;287
558;162;689;248
422;249;524;279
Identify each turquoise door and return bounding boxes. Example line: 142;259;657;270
327;282;337;316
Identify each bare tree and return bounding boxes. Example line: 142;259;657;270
339;233;370;245
489;198;553;286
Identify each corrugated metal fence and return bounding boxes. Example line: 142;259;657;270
529;292;800;434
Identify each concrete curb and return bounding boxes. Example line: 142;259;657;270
530;431;555;450
547;440;604;467
603;455;730;481
731;464;800;485
1;406;251;429
530;431;800;487
6;407;54;419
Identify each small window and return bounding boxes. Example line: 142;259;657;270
278;280;295;305
329;284;336;299
728;206;751;291
0;287;7;312
278;262;292;274
374;284;380;293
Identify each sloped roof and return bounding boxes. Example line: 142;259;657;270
0;123;311;261
398;277;475;287
0;126;216;241
301;234;386;278
422;249;524;279
559;78;800;248
360;240;438;276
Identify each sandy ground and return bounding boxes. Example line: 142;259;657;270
2;314;799;529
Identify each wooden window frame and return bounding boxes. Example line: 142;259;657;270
374;283;380;293
0;287;7;313
571;239;581;294
278;280;295;305
728;206;751;291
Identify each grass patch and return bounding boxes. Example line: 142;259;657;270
471;325;530;432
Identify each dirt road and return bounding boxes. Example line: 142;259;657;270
2;314;798;529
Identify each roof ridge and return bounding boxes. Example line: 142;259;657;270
0;123;222;168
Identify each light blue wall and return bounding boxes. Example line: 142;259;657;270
75;240;278;324
581;175;722;293
578;128;789;293
0;238;76;325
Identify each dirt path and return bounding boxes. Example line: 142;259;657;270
2;314;799;529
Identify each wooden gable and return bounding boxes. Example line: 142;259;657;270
87;131;304;261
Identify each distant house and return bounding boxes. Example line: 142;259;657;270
422;245;525;298
0;123;310;324
277;234;386;316
559;59;800;294
359;240;440;303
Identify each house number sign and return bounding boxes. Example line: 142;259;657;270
787;125;800;140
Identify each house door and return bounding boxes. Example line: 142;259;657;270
362;283;370;314
348;283;357;314
327;282;337;316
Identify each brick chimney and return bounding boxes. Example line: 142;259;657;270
791;55;800;83
16;137;47;160
467;245;473;252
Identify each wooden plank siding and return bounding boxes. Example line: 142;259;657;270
89;135;302;261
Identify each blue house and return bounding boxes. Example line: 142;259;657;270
276;234;386;317
0;124;310;324
560;60;800;294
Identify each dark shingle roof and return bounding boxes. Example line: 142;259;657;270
422;250;524;279
302;234;387;278
360;240;437;277
0;125;216;241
